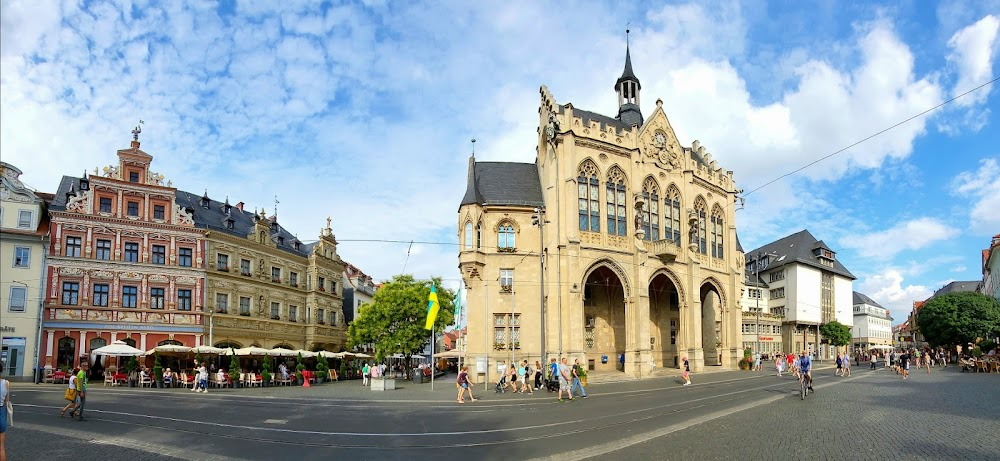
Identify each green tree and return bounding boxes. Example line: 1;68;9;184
347;275;456;363
917;292;1000;347
228;349;240;385
820;321;852;348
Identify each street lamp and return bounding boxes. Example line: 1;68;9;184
532;207;548;362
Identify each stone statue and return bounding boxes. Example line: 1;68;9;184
634;210;644;231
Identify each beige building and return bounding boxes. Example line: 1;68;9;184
176;192;348;351
458;45;745;381
1;162;49;380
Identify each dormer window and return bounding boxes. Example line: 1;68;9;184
225;217;234;230
277;236;284;245
200;191;210;209
293;241;300;250
223;198;231;215
79;172;89;190
129;171;140;183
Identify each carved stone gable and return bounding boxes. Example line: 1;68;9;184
638;102;683;171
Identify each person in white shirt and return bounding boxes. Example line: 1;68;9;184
60;367;80;417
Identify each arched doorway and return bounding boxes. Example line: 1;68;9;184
700;282;723;366
649;272;680;368
57;336;76;369
583;265;627;372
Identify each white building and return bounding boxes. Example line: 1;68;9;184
747;230;855;359
851;291;892;352
739;272;782;355
342;262;376;325
1;161;50;381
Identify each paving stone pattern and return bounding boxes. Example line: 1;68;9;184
613;367;1000;460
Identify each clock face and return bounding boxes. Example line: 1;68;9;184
654;132;666;147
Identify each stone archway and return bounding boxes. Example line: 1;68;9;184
583;265;627;372
649;271;681;368
700;282;724;366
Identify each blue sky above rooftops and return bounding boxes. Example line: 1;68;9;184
1;0;997;323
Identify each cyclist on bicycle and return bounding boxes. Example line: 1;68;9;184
799;350;814;393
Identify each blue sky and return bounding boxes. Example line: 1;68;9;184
1;0;997;324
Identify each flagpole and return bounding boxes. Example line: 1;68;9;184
430;326;435;391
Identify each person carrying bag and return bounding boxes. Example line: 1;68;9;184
60;368;80;417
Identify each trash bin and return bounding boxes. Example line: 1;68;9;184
413;373;423;384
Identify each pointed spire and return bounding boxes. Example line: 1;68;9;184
616;29;641;90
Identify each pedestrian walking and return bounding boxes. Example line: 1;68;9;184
922;349;932;373
570;359;588;398
496;361;508;393
681;356;691;386
900;351;910;380
456;366;477;404
557;358;573;402
1;362;9;461
843;353;852;377
362;363;371;386
196;363;209;393
60;367;80;417
835;353;843;376
74;362;89;420
548;358;559;392
786;352;794;374
508;364;521;394
753;352;761;371
521;360;533;394
534;361;543;390
775;356;784;377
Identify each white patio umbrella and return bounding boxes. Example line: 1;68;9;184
190;345;224;355
352;353;372;358
292;350;317;358
410;354;426;359
316;351;340;359
268;348;298;357
235;346;272;356
144;345;192;356
92;340;145;357
390;353;405;359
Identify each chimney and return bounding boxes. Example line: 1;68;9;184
236;201;244;211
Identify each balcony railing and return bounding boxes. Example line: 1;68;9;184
644;238;681;261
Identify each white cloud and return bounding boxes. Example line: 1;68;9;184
856;269;933;323
947;15;1000;106
839;218;960;260
0;3;993;290
951;157;1000;235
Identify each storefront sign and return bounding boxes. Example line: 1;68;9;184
0;326;14;333
758;336;774;341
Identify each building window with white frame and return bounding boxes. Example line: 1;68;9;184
499;269;513;292
664;186;682;244
239;297;250;316
17;209;32;228
606;168;627;236
578;161;600;232
270;302;280;320
13;247;30;267
770;288;785;299
498;223;516;250
493;313;521;350
289;305;298;322
464;222;473;250
8;286;27;312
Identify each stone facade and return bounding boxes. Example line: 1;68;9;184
42;138;207;370
1;161;49;380
197;208;347;352
458;47;745;381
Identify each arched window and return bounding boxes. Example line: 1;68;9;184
89;337;107;352
665;186;681;244
158;339;183;346
642;178;659;241
57;337;76;369
711;205;725;259
606;167;627;236
214;341;242;350
464;222;473;250
693;197;707;254
121;338;137;348
475;222;482;249
577;161;600;232
498;222;516;250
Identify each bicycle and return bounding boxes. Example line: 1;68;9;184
799;371;812;400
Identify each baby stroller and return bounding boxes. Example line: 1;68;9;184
495;377;507;393
543;372;559;392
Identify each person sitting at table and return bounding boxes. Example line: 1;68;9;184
217;368;226;386
139;367;149;380
279;363;289;380
163;368;174;387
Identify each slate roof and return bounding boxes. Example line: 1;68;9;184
616;45;641;89
175;191;312;258
853;291;884;308
559;104;630;133
735;232;743;253
930;281;979;299
746;229;856;280
51;175;311;258
460;160;544;208
744;273;768;289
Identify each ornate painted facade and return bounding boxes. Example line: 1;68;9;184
42;136;207;370
179;192;347;351
458;45;745;381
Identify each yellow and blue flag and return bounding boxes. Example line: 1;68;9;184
424;284;440;330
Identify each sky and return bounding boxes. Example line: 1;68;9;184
1;0;998;325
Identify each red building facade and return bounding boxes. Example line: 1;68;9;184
41;135;206;370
